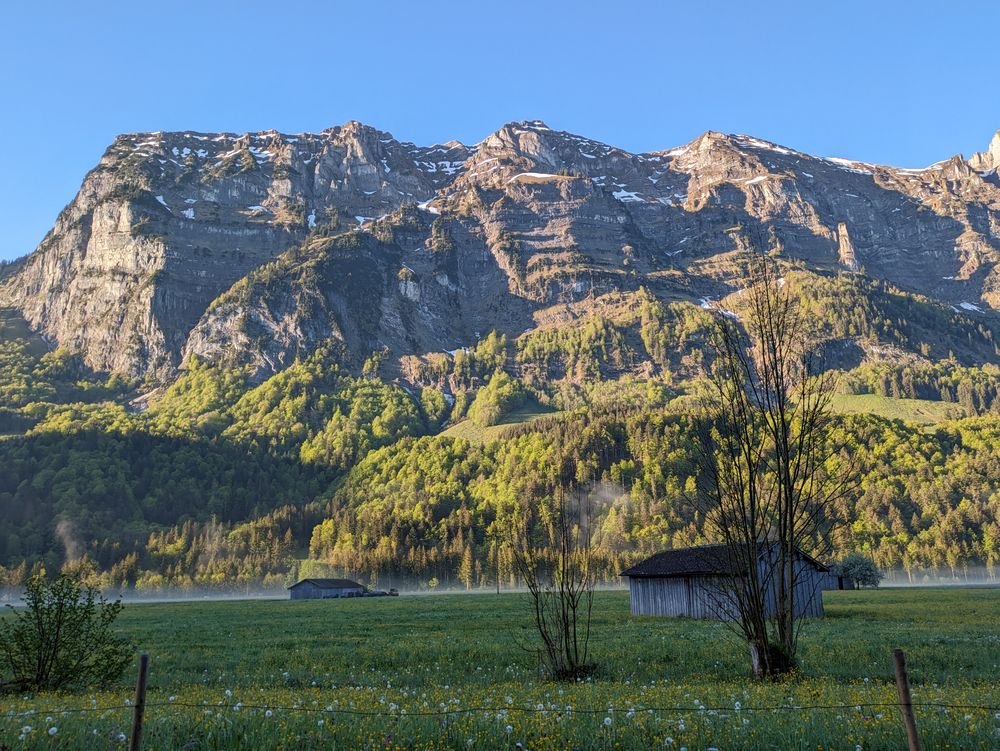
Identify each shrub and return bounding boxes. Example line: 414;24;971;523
0;575;134;693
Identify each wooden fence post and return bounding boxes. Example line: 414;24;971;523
129;653;149;751
892;649;921;751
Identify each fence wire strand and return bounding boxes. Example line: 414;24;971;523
8;699;1000;720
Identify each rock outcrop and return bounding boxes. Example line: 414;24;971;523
968;129;1000;172
837;222;860;272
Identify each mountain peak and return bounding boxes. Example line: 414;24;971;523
968;128;1000;172
321;120;388;140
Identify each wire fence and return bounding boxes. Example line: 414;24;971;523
7;699;1000;719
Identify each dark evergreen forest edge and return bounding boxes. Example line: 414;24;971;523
2;263;1000;593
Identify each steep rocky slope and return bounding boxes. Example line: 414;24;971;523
0;122;470;378
2;120;999;383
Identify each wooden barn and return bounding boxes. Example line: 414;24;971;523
621;544;839;619
288;578;366;600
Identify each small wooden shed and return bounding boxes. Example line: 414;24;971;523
288;578;366;600
621;544;837;620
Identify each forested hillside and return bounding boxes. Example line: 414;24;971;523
1;292;999;591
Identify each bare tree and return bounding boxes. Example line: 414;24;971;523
509;485;596;681
694;247;855;679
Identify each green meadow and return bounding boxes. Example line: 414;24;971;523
3;588;999;749
828;393;969;425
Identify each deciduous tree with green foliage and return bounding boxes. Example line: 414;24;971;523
0;575;134;693
833;553;883;588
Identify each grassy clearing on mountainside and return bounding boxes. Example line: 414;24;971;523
3;588;999;749
829;393;968;425
440;403;559;445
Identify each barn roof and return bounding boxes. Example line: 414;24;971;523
620;543;829;578
287;578;365;590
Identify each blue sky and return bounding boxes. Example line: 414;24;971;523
1;0;999;260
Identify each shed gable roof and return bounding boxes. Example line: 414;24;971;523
620;543;829;578
288;578;364;590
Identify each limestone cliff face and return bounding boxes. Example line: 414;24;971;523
0;123;472;378
837;223;859;272
3;120;1000;381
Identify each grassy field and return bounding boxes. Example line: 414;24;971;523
441;403;559;445
829;393;968;424
3;588;999;749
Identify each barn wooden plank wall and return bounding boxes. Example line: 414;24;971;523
628;557;830;619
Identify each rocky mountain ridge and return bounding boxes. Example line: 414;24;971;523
2;120;999;384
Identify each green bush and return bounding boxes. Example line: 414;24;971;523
0;574;134;693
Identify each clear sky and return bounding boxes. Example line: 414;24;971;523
1;0;998;260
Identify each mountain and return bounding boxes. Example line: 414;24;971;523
2;120;999;385
2;121;1000;588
